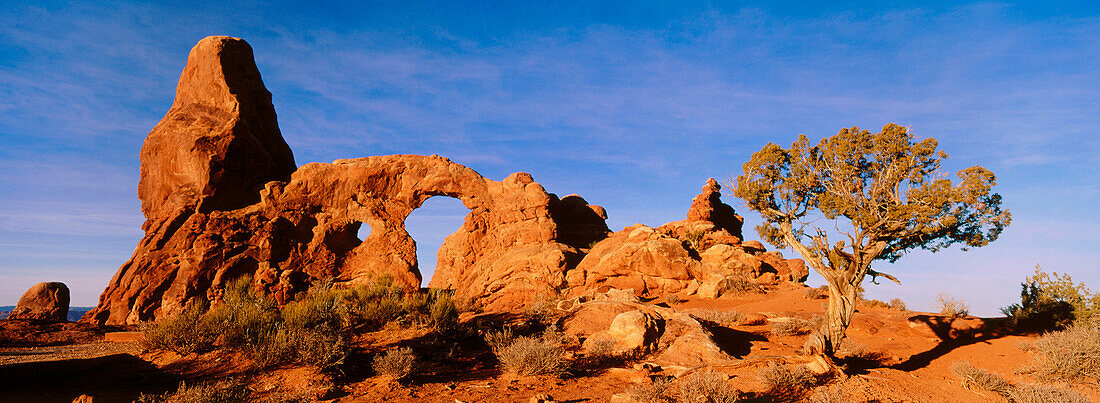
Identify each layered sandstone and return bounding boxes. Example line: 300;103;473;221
85;37;609;325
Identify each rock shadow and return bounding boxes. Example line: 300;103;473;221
892;315;1011;372
0;353;178;402
701;322;768;358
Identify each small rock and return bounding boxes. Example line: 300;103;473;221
72;395;94;403
529;393;555;403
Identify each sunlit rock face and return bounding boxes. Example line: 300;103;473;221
84;36;801;325
84;36;611;325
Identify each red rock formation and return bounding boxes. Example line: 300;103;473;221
565;179;806;299
7;282;69;322
85;37;608;325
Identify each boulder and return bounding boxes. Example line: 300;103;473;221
7;282;69;322
583;310;662;355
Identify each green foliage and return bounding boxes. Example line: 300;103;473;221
1003;265;1100;331
733;124;1010;356
735;124;1010;263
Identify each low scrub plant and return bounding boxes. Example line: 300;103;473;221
142;301;217;355
491;329;567;376
951;360;1090;403
625;376;675;403
808;384;847;403
373;346;418;380
771;318;812;336
1021;320;1100;383
135;379;250;403
757;363;815;401
888;298;907;311
952;361;1013;398
935;292;969;318
694;309;744;327
679;369;740;403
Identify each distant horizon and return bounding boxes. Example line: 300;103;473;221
3;1;1099;316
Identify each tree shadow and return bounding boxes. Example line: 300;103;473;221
700;322;769;358
891;315;1011;372
0;353;179;403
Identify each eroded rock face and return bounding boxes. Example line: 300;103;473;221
565;179;806;299
85;37;608;325
8;282;69;322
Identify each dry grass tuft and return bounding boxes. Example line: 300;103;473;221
808;383;848;403
492;330;567;376
625;376;675;403
693;309;745;327
757;363;816;401
1008;384;1090;403
771;318;812;336
1022;320;1100;383
372;346;418;380
135;379;250;403
679;369;740;403
951;361;1013;398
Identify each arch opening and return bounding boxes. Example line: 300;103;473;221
404;196;469;287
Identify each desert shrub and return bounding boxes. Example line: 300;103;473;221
484;327;515;352
862;299;890;309
808;383;847;403
493;330;567;376
373;346;418;380
625;376;674;403
665;294;687;305
679;369;739;403
427;289;458;332
349;276;406;329
1022;320;1100;383
757;363;815;400
586;336;617;358
136;379;250;403
694;309;744;327
141;301;217;355
804;286;828;300
888;298;907;311
951;361;1013;398
837;343;885;366
771;318;811;336
935;292;969;318
1002;265;1098;331
726;276;765;295
525;293;560;325
1008;384;1090;403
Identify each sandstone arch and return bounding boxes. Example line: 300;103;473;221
83;37;610;324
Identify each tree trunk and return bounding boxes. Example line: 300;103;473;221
820;277;858;356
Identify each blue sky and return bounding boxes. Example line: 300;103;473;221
1;1;1097;315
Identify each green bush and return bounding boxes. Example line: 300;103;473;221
1003;265;1098;331
428;289;459;332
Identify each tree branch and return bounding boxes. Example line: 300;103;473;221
867;269;902;285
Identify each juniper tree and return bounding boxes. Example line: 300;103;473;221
733;124;1010;357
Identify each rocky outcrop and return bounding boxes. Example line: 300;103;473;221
561;293;733;368
565;179;806;299
84;37;608;325
7;282;70;322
